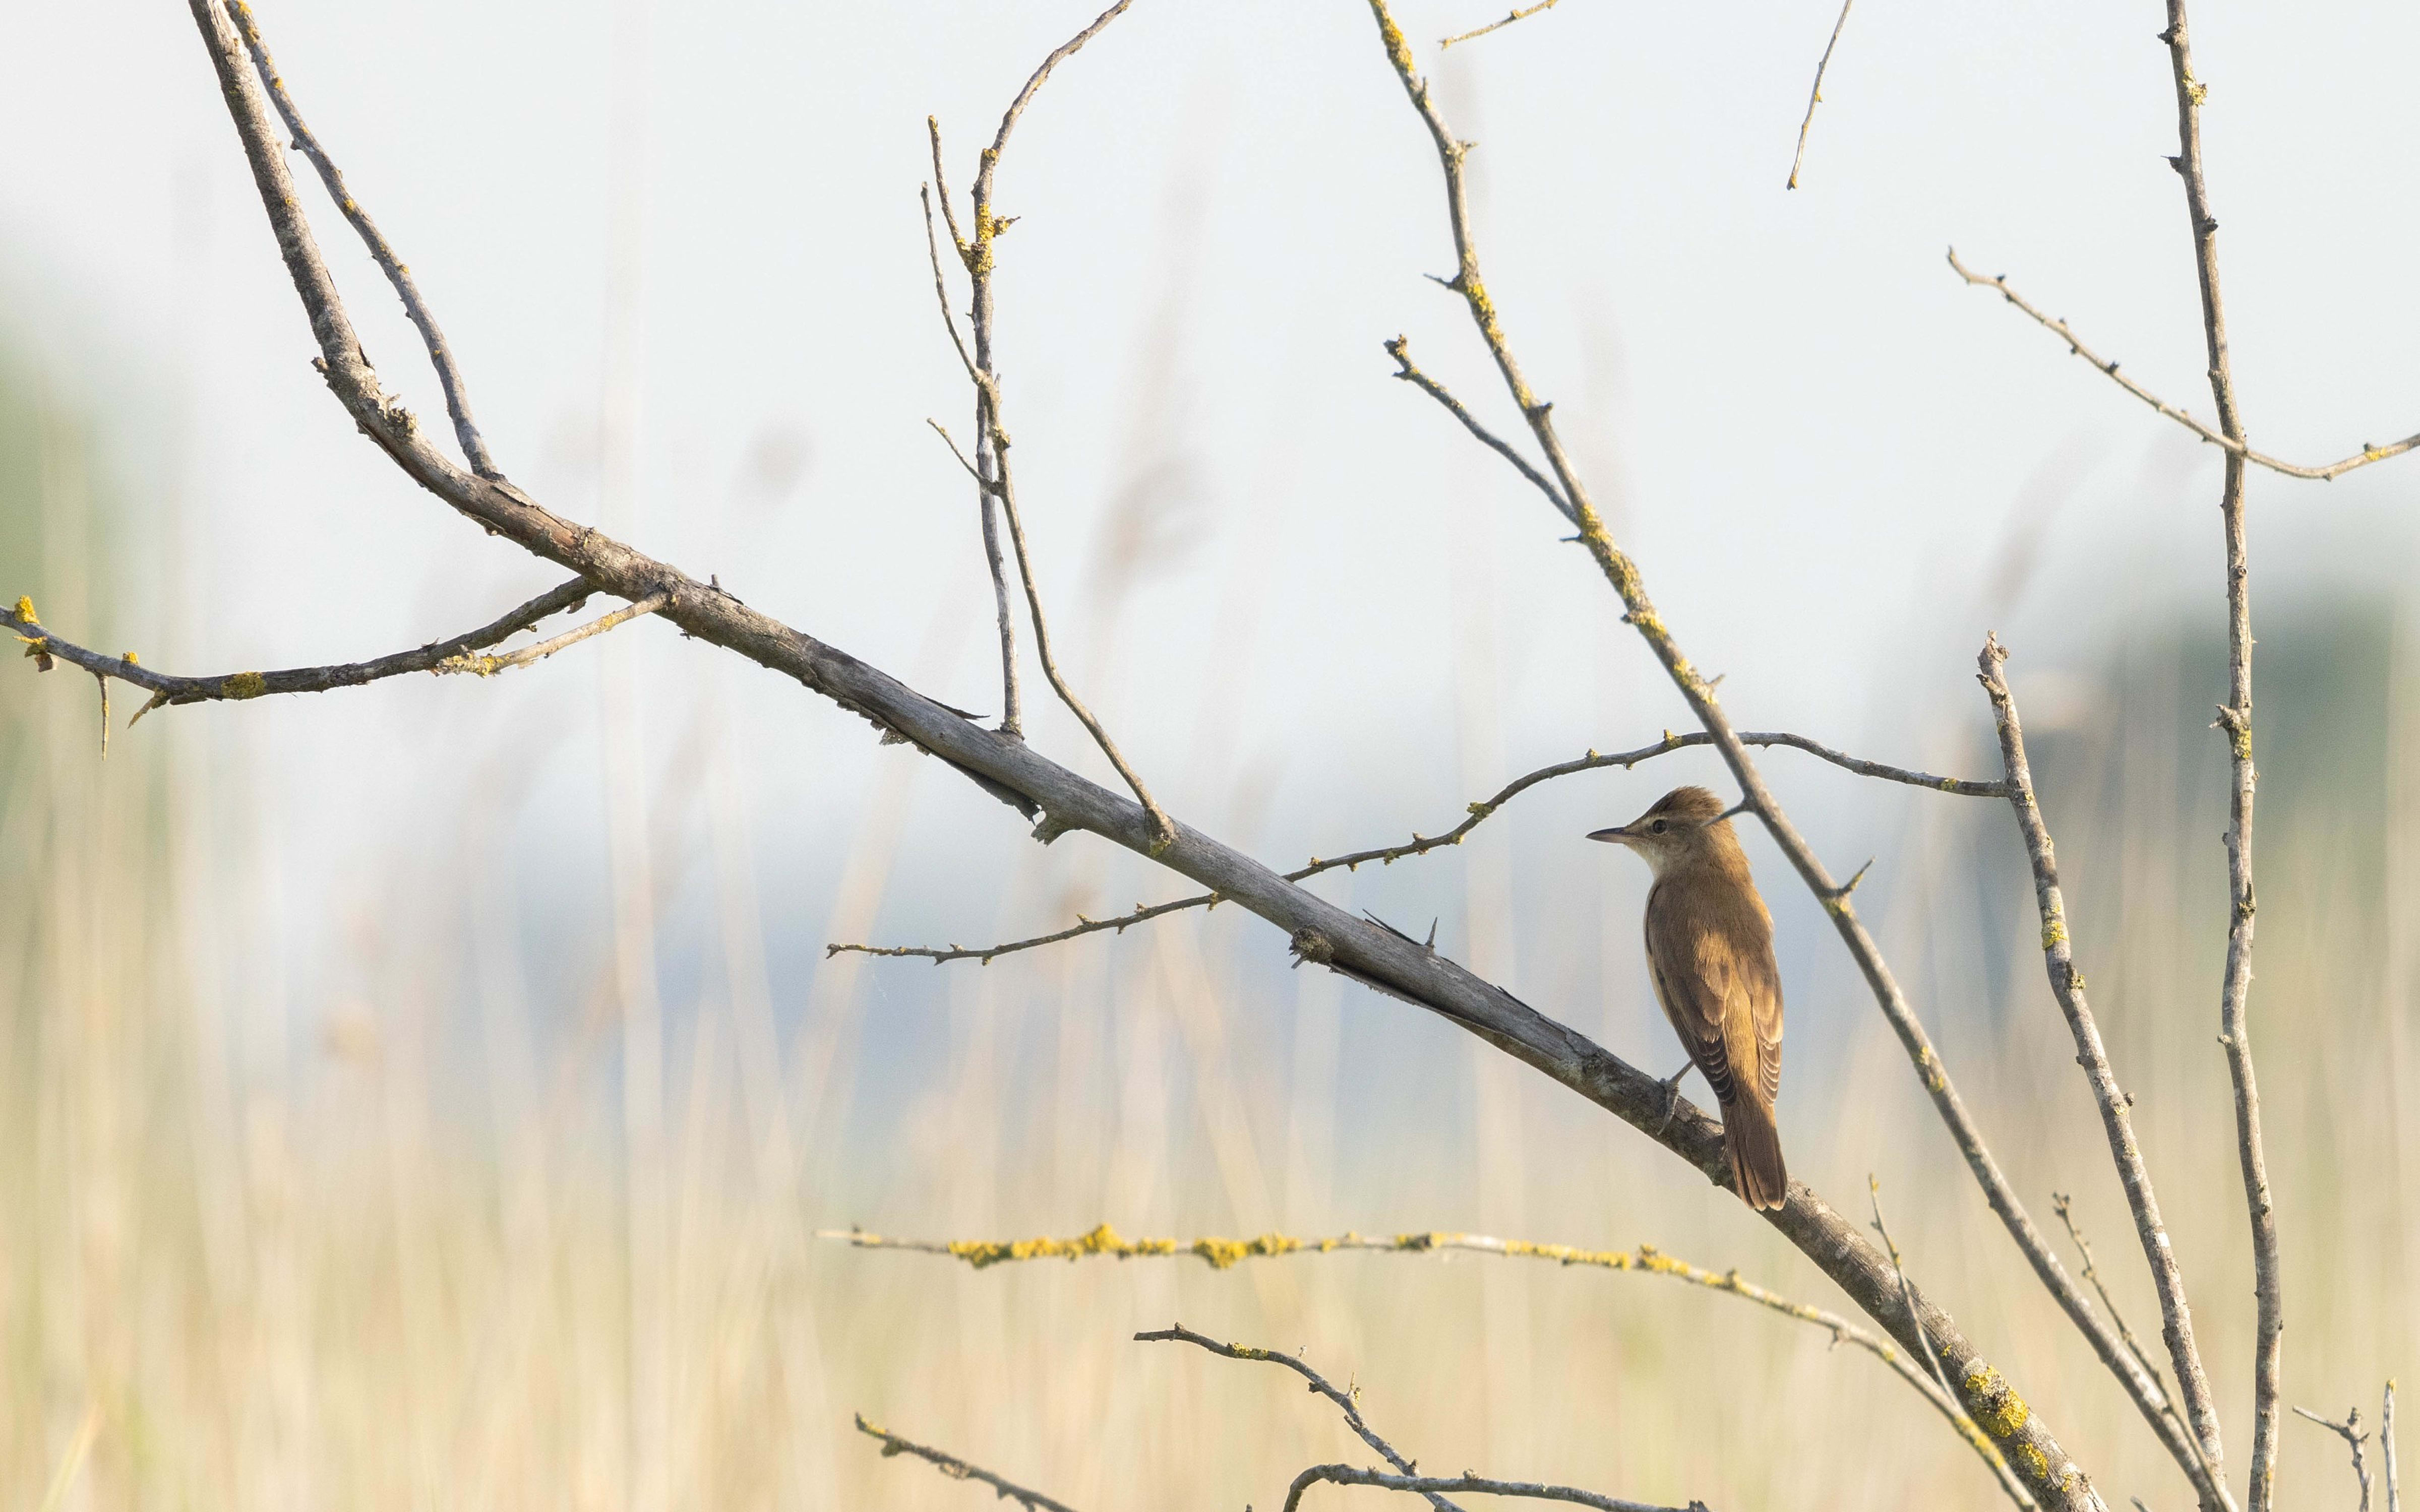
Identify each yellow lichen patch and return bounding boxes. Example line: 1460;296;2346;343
2039;918;2068;951
11;596;33;622
1191;1234;1301;1270
2015;1443;2050;1485
1962;1363;2031;1441
224;671;269;700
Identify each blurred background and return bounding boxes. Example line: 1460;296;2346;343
6;0;2420;1506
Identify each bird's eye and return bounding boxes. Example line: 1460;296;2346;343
1650;820;1668;834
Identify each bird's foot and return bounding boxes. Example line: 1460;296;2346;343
1653;1061;1696;1136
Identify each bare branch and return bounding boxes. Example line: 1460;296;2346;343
162;8;2122;1505
434;592;667;676
1138;1324;1466;1512
828;728;2008;964
935;5;1177;846
1946;249;2418;483
925;118;1021;742
918;185;980;384
1979;635;2226;1499
6;579;595;718
853;1413;1081;1512
1868;1182;1961;1411
1438;0;1562;51
1786;0;1856;191
223;1;500;478
832;1221;2029;1500
2161;3;2282;1501
1356;6;2187;1502
2387;1381;2401;1512
1387;335;1574;522
2053;1192;2205;1483
2294;1406;2372;1512
1283;1464;1701;1512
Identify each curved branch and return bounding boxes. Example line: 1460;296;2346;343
1356;8;2192;1504
6;578;595;716
1138;1325;1467;1511
853;1414;1080;1512
1283;1465;1696;1512
828;729;2007;964
1981;635;2223;1498
224;1;500;478
832;1222;2029;1501
1947;247;2418;483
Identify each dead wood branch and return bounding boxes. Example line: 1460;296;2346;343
1947;249;2419;483
1786;0;1856;190
853;1413;1081;1512
1355;7;2181;1501
6;579;596;718
1439;1;1562;50
829;728;2007;964
1980;635;2223;1500
1138;1324;1467;1512
832;1222;2029;1497
2160;3;2282;1500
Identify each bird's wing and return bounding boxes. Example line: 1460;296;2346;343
1644;883;1743;1104
1645;876;1784;1106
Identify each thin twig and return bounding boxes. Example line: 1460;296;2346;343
853;1413;1081;1512
1283;1465;1700;1512
2386;1381;2400;1512
1139;1324;1465;1512
828;728;2008;963
2053;1191;2204;1483
1867;1181;1953;1406
1438;0;1561;50
434;592;667;676
1786;0;1856;190
2161;4;2280;1504
937;5;1177;847
1980;635;2224;1501
927;118;1021;740
1388;336;1574;521
1358;5;2173;1503
6;579;595;718
831;1222;2030;1500
1946;248;2419;483
223;1;500;478
2294;1407;2372;1512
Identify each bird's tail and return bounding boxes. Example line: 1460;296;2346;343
1721;1095;1788;1211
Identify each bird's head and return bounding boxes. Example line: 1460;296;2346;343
1587;785;1737;876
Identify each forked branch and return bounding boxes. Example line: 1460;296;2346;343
1978;634;2225;1496
1137;1324;1467;1512
853;1414;1080;1512
829;727;2007;964
927;4;1178;851
831;1221;2029;1499
5;578;598;718
225;1;499;478
1357;8;2200;1501
1947;248;2419;483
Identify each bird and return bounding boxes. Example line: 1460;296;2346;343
1589;785;1788;1211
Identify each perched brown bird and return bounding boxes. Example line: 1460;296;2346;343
1589;786;1788;1210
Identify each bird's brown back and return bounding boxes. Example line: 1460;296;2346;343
1641;823;1786;1206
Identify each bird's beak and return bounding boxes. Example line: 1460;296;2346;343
1586;826;1634;845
